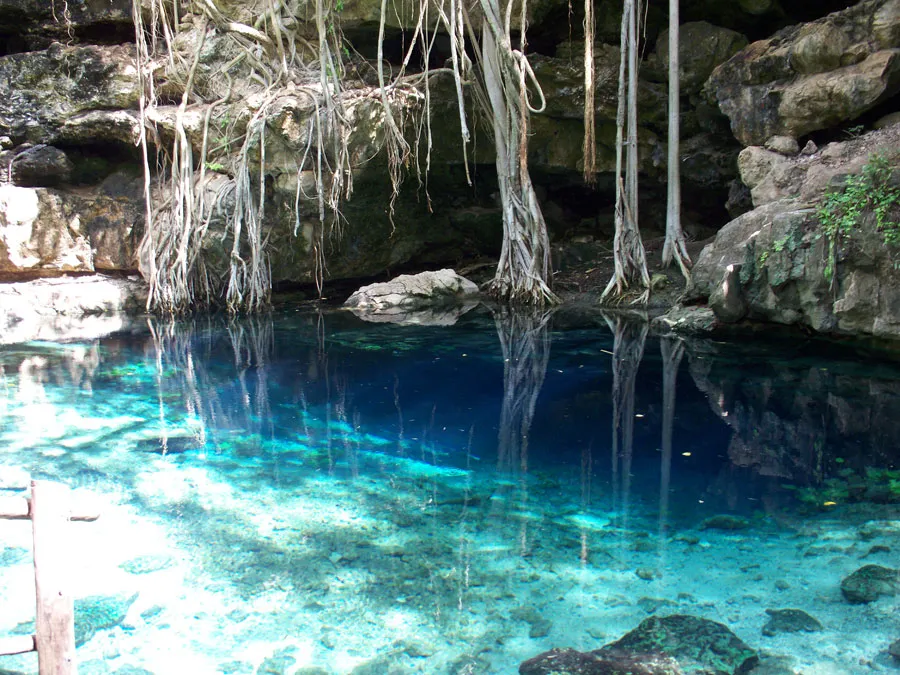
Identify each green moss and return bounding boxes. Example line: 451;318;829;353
818;154;900;284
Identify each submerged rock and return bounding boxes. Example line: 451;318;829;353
0;546;30;567
761;608;824;636
519;647;681;675
520;615;758;675
889;639;900;661
840;564;900;604
119;555;174;575
596;615;758;674
74;593;138;647
700;515;751;531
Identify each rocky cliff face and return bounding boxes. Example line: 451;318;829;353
1;0;897;338
687;0;900;341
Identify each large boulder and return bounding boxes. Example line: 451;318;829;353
0;144;73;187
0;184;142;275
0;43;140;144
651;21;749;95
706;0;900;146
0;274;147;345
686;123;900;340
344;268;479;310
520;615;758;675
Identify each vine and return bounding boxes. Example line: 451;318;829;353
817;153;900;286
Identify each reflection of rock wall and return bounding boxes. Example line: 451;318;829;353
0;276;146;344
687;340;900;481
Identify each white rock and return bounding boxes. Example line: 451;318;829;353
344;269;479;311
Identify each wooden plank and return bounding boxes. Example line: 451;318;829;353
0;495;99;521
31;480;77;675
0;495;30;520
0;634;36;656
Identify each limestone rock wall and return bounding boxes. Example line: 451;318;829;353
688;124;900;338
2;0;896;340
706;0;900;146
681;0;900;342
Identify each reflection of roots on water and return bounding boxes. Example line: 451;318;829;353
604;312;647;525
147;314;276;454
493;307;554;474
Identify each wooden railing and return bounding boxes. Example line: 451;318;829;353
0;480;100;675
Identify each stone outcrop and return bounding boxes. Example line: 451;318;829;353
840;564;899;603
345;268;478;311
520;615;758;675
0;0;133;52
0;274;147;344
706;0;900;146
685;122;900;340
0;183;141;276
0;43;140;144
650;21;749;96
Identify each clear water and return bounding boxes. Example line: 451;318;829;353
0;307;898;675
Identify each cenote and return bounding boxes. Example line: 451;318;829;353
0;306;898;674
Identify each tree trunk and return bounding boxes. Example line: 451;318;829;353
601;0;650;304
662;0;691;280
479;1;559;306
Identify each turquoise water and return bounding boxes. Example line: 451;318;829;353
0;307;898;674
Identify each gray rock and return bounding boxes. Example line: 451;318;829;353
2;144;72;187
653;22;748;95
765;136;800;156
761;608;824;636
687;123;900;342
0;43;140;144
344;269;478;311
706;0;900;146
875;112;900;130
709;263;748;323
0;185;142;276
840;564;899;604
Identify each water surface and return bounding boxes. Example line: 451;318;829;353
0;307;897;674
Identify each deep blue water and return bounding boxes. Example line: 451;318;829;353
0;306;898;674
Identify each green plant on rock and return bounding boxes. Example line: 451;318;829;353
817;153;900;286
